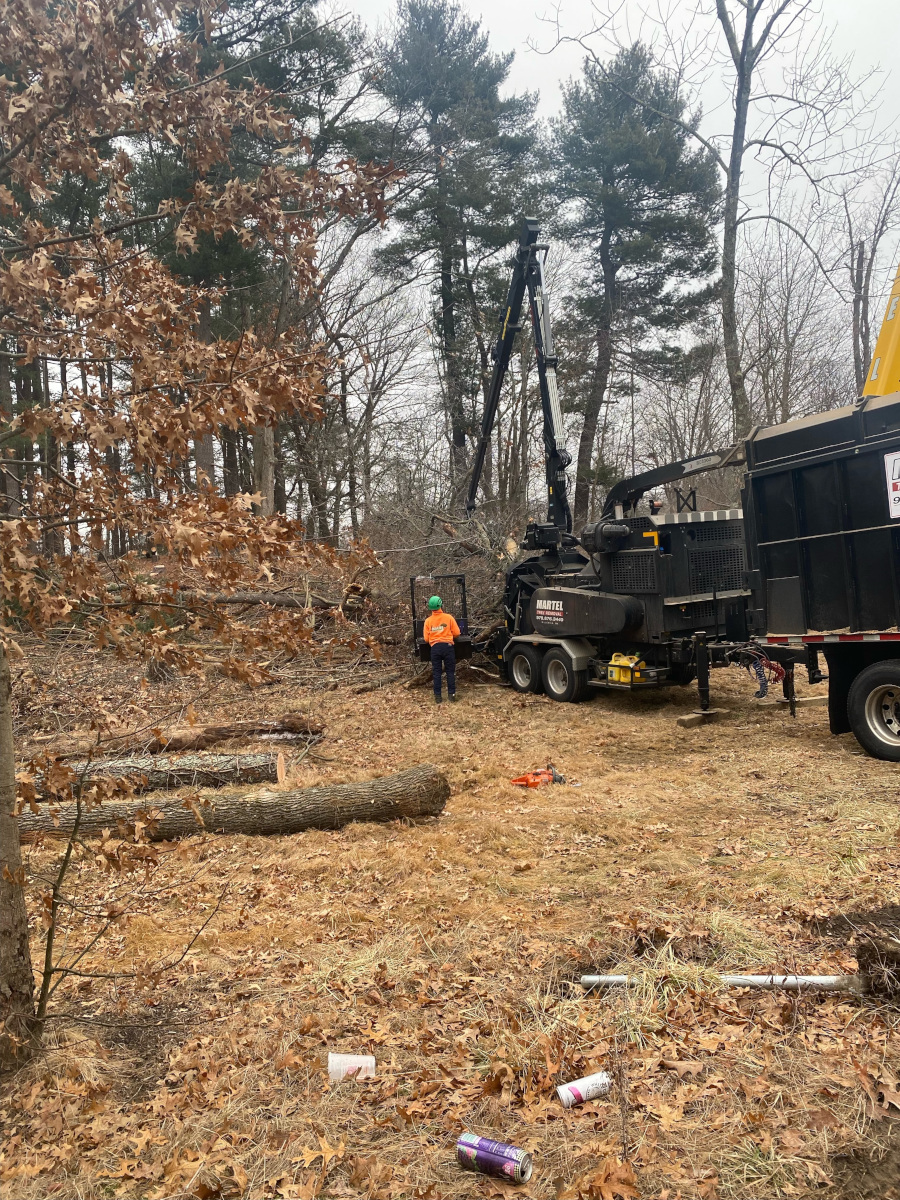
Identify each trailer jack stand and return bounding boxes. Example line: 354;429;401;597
676;633;728;728
695;631;710;711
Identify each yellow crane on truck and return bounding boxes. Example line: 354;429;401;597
863;264;900;397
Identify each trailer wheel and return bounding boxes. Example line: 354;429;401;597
541;648;587;703
509;645;544;694
847;661;900;761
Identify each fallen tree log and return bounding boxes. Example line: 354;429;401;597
197;591;339;610
59;713;324;756
19;764;449;841
52;753;284;793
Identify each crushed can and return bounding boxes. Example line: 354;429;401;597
328;1053;376;1082
456;1133;533;1182
556;1070;612;1109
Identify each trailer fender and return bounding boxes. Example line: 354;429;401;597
504;635;595;673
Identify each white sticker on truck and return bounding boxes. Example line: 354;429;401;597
885;450;900;519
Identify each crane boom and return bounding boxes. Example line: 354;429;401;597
465;217;572;531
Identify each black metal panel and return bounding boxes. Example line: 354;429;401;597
843;451;889;529
762;541;801;578
850;530;898;630
755;472;797;542
797;462;841;537
529;587;643;636
689;546;745;592
767;577;805;634
609;550;658;593
802;535;850;630
745;394;900;635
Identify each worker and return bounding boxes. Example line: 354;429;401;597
423;595;460;704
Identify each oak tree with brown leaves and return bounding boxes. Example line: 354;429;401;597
0;0;391;1066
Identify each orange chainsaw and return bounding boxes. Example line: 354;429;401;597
510;763;566;788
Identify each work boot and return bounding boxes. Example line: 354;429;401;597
449;693;458;703
434;694;443;704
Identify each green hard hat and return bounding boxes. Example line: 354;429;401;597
428;595;442;610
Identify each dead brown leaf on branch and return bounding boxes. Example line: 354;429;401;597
0;0;397;1066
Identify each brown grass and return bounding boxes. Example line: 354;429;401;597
3;646;900;1199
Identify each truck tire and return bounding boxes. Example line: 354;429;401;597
847;661;900;761
509;645;544;694
541;648;588;703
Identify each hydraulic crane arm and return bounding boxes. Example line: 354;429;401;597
600;445;744;519
465;217;572;532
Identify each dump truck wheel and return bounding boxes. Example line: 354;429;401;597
541;648;587;703
509;645;544;694
848;661;900;761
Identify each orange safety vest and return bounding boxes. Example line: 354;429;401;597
423;611;460;646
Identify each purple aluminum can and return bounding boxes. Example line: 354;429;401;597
456;1133;533;1183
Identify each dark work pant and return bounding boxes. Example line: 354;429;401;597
431;642;456;697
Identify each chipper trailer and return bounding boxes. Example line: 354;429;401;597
431;218;900;761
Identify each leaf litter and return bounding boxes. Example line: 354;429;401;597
3;650;900;1199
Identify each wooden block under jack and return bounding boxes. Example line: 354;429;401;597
676;708;728;728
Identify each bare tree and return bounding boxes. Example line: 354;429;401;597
548;0;879;437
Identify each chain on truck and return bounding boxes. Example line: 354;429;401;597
409;219;900;762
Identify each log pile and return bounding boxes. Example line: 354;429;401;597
19;764;449;841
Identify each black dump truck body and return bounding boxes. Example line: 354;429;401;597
742;393;900;756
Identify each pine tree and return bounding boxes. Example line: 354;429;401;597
552;43;721;524
379;0;542;495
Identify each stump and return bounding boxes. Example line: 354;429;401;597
18;764;450;841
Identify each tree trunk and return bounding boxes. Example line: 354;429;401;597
252;424;275;515
0;353;21;518
20;764;450;841
0;640;36;1067
717;0;754;437
573;326;613;526
51;753;284;793
273;424;287;515
433;154;466;488
851;239;866;394
574;234;616;527
195;433;216;488
221;428;240;496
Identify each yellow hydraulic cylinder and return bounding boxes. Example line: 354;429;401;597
864;263;900;397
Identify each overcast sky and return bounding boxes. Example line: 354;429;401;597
350;0;900;123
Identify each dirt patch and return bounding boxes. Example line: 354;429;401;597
829;1133;900;1199
812;903;900;940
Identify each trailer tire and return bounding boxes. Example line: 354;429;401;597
541;648;588;703
509;645;544;694
847;661;900;761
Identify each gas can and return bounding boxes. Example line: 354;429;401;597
607;653;645;683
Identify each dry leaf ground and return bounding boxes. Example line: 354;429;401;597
3;642;900;1200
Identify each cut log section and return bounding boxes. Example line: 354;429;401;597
19;764;449;841
53;753;284;793
61;713;324;756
